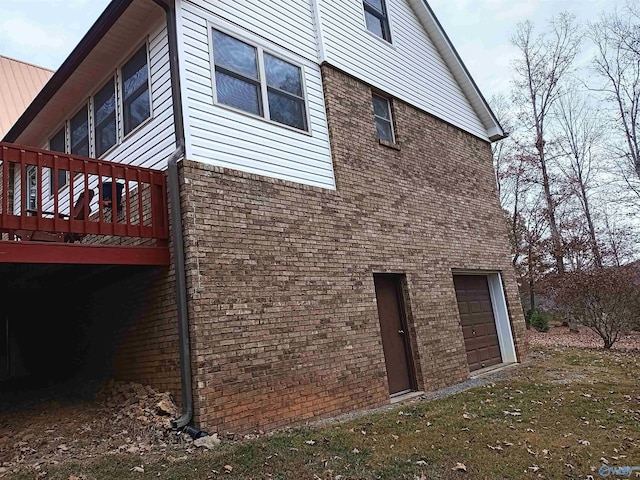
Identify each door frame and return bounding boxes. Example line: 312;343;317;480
373;273;418;395
452;270;517;365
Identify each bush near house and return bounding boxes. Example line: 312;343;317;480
525;308;551;332
551;265;640;349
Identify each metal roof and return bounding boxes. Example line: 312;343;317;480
0;56;54;138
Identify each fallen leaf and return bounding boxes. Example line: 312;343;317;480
224;465;233;473
462;413;472;420
452;462;467;472
131;466;144;473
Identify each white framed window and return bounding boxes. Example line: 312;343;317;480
94;78;117;157
211;28;309;132
70;105;89;157
363;0;392;43
26;166;38;211
372;93;395;143
121;45;151;136
48;127;68;194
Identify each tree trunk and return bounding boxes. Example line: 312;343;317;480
580;181;602;268
537;138;565;274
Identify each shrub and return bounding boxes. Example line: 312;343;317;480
551;265;640;349
526;308;550;332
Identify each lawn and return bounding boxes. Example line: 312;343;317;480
4;345;640;480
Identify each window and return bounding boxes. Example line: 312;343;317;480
70;106;89;157
122;46;150;136
94;79;117;157
49;127;68;194
372;93;395;143
26;166;37;211
363;0;392;42
212;29;308;131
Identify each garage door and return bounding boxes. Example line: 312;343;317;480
453;275;502;371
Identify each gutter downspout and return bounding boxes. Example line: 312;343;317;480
151;0;193;430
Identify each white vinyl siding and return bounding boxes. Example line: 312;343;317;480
317;0;488;140
180;1;336;189
183;0;318;63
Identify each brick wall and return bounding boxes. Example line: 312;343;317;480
80;266;182;400
178;65;527;434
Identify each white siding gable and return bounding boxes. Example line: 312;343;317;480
179;0;336;189
316;0;489;140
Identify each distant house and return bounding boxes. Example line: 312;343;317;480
0;0;527;434
0;56;53;139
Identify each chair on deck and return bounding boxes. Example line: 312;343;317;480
14;189;95;243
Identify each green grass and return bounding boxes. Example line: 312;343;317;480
6;346;640;480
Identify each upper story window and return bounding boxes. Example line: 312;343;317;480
70;106;89;157
211;29;308;132
122;46;151;136
48;127;68;194
372;93;395;143
44;42;151;195
363;0;392;42
94;79;117;157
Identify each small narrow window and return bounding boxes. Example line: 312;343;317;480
94;78;117;157
122;46;150;135
70;106;89;157
363;0;392;42
26;166;38;211
372;93;395;143
212;30;262;116
49;127;68;194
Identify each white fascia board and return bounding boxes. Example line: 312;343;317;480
409;0;505;141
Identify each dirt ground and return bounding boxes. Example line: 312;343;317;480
527;325;640;351
0;381;194;478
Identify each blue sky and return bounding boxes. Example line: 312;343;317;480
0;0;625;100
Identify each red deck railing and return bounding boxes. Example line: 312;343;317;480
0;142;169;253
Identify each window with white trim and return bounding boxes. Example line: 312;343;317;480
363;0;392;42
48;127;68;194
45;43;151;193
70;106;89;157
211;29;308;132
372;93;395;143
122;46;150;136
94;78;117;157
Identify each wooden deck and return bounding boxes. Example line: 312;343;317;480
0;143;169;265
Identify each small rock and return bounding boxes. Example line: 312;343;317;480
193;434;221;450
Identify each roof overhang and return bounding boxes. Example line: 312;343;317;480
3;0;165;145
409;0;506;142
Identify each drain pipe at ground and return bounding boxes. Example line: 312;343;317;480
150;0;198;433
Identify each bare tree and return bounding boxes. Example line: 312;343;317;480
554;88;604;267
600;207;639;266
511;13;582;274
590;4;640;187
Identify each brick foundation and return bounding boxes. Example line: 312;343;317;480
176;66;527;433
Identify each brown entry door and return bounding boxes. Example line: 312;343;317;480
453;275;502;371
374;274;413;395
